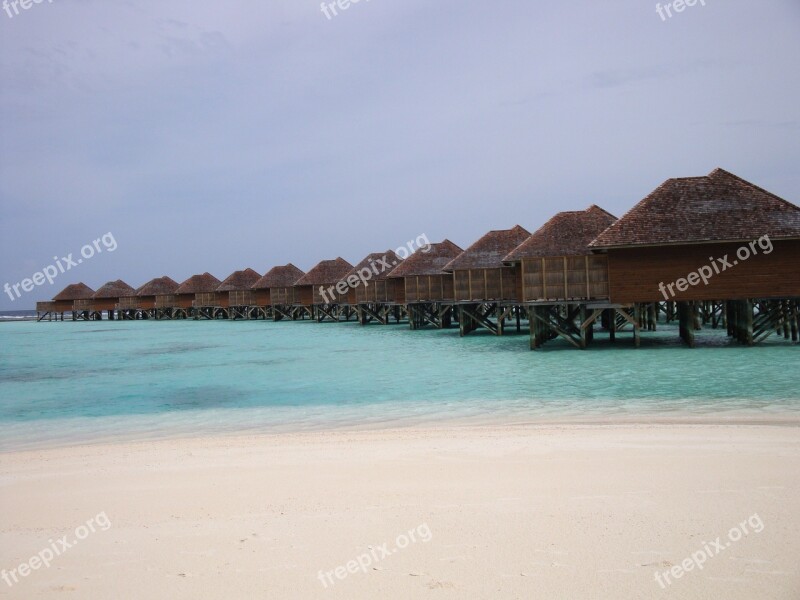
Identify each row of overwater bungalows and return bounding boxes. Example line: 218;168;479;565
36;169;800;348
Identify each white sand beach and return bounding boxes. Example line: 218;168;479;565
1;421;799;599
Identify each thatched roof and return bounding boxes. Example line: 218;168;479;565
216;268;261;292
294;258;353;286
505;206;617;262
136;276;179;296
444;225;530;271
252;264;305;289
343;250;402;282
52;282;95;301
175;272;221;294
591;168;800;249
93;280;136;299
389;240;463;277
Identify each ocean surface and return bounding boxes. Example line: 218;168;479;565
0;319;798;450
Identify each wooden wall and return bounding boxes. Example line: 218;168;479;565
452;267;518;302
270;286;296;306
606;240;800;303
404;274;455;303
229;290;255;306
520;255;609;302
355;279;404;304
253;289;271;306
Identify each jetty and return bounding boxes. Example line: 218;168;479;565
35;168;800;348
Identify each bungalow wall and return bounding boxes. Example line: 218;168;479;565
173;294;194;309
117;296;141;310
154;294;177;309
193;292;222;308
404;274;455;303
270;286;296;306
605;240;800;304
356;279;405;304
452;267;518;302
229;290;255;306
92;298;119;311
253;289;271;306
310;284;348;304
520;255;610;302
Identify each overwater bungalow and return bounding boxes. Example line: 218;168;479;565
36;282;95;321
342;250;404;325
504;205;618;349
251;264;306;321
136;276;180;320
388;240;463;329
75;280;136;321
216;268;262;320
590;168;800;346
293;258;354;322
443;226;530;336
174;273;221;320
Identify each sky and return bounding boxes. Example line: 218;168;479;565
1;0;799;310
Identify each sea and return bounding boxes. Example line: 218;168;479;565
0;318;798;450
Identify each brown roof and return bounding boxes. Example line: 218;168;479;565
389;240;464;277
175;273;221;294
591;168;800;249
52;282;95;301
443;225;530;271
216;268;261;292
93;280;137;299
294;258;354;286
136;276;179;296
343;250;403;282
252;264;305;289
505;205;617;261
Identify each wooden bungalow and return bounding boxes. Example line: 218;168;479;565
388;240;463;329
251;264;306;321
216;268;262;319
590;168;800;346
134;276;179;320
293;258;354;322
341;250;404;325
74;280;136;320
504;205;619;349
36;282;95;321
173;273;221;320
443;226;530;336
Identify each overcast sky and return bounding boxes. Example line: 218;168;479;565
1;0;798;309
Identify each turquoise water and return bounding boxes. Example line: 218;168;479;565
0;319;798;449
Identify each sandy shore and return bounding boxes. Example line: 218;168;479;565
1;422;799;599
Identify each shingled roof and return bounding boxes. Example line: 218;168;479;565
252;264;305;289
52;282;95;301
294;258;354;286
443;225;530;271
175;273;221;294
93;280;136;299
389;240;463;277
216;268;261;292
505;206;617;262
136;276;179;296
591;168;800;249
343;250;402;282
